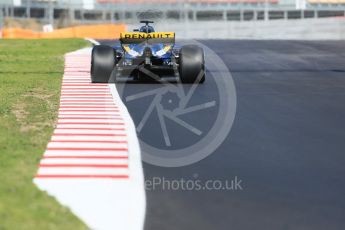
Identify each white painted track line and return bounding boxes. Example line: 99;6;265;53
34;48;146;230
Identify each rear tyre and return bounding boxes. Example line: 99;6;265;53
91;45;116;83
179;45;205;84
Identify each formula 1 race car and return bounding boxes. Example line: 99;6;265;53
91;21;205;84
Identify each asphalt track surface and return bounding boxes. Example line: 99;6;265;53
99;40;345;230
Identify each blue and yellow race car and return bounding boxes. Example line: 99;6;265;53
91;21;205;84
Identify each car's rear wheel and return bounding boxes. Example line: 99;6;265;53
179;45;205;84
91;45;116;83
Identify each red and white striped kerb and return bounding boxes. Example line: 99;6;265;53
35;53;129;180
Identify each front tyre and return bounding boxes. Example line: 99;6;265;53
91;45;116;83
179;45;205;84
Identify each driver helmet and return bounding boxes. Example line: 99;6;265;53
139;26;155;33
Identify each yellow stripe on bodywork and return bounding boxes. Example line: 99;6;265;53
122;45;140;56
123;45;131;53
120;32;175;39
163;45;172;52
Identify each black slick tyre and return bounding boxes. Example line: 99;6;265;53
179;45;205;84
91;45;116;83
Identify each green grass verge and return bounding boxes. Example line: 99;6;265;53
0;39;89;230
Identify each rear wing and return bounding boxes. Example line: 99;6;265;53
119;32;175;44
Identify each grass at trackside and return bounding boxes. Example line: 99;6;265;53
0;39;89;230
